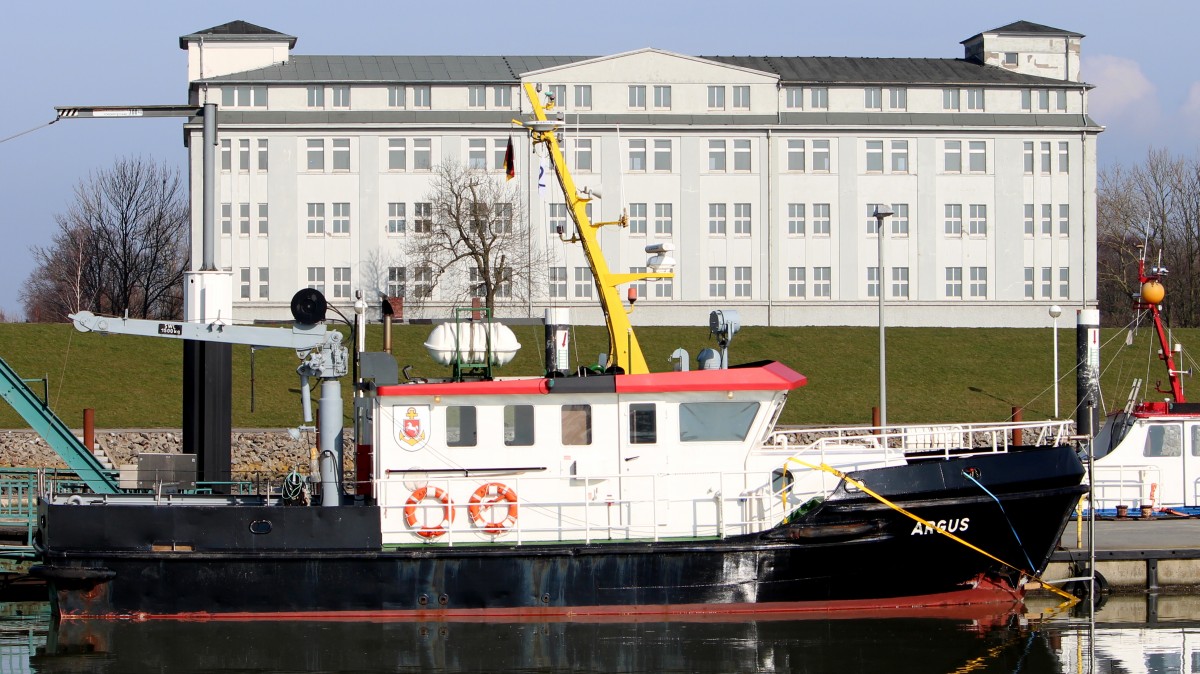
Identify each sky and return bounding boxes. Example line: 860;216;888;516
1;0;1196;320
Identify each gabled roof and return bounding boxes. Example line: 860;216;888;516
179;20;297;49
202;53;1085;88
521;48;777;80
961;20;1083;44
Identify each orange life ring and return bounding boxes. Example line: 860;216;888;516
468;482;519;535
404;486;455;538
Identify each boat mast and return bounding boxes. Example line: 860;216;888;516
519;83;672;375
1137;246;1186;403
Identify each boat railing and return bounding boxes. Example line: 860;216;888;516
378;467;837;546
1089;464;1164;510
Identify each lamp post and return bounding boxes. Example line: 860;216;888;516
1049;305;1062;418
873;204;895;430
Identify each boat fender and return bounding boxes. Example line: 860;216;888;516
404;486;455;538
29;565;116;584
468;483;519;535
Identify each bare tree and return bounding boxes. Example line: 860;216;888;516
21;157;189;322
404;160;548;316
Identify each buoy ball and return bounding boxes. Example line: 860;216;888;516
1142;281;1165;305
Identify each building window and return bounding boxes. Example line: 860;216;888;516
257;139;268;172
785;86;803;109
549;266;567;299
891;203;909;236
468;85;486;108
945;267;963;298
493;203;513;234
573;85;591;109
238;139;250;171
969;204;987;235
258;268;269;299
628;85;646;109
966;88;985;111
733;139;751;172
734;267;752;298
1041;267;1052;298
1041;204;1053;236
1004;52;1018;66
653;85;671;109
812;140;830;171
1024;267;1035;299
892;267;909;299
468;138;487;170
1059;204;1070;236
413;202;432;233
412;86;431;108
388;138;406;171
1059;268;1070;298
239;268;251;299
307;267;325;295
867;266;879;298
866;204;884;235
628;139;646;171
627;266;647;300
307;86;324;108
1024;142;1034;174
709;203;727;236
813;267;831;298
492;86;512;108
1059;141;1070;172
414;138;432;171
787;203;805;235
222;85;266;108
708;267;726;297
944;141;962;173
332;138;350;171
307;203;325;235
968;141;986;172
333;267;351;299
414;266;433;298
944;204;962;235
331;86;350;108
733;203;751;235
238;203;250;236
574;267;593;298
573;138;592;172
1024;204;1035;236
810;87;828;110
307;139;324;171
709;140;727;172
654;203;673;236
628;203;647;235
787;139;805;171
220;203;231;235
788;267;806;297
891;140;908;173
1056;90;1068;111
387;202;406;234
387;267;405;298
1041;142;1052;173
258;203;268;235
865;87;882;110
653;139;672;172
548;85;566;108
653;276;673;299
969;267;987;298
547;203;567;233
888;88;907;110
331;203;350;235
388;85;405;108
708;85;726;110
943;89;960;111
220;139;231;171
866;140;884;172
813;203;831;235
732;86;750;109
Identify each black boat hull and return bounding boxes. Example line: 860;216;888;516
35;446;1087;619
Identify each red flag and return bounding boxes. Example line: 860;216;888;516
503;136;515;181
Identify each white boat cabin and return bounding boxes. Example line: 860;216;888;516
1093;405;1200;509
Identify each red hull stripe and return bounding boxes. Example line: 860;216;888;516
376;362;806;398
61;579;1019;623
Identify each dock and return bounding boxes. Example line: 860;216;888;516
1047;517;1200;591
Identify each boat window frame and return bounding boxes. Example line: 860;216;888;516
446;405;478;447
629;403;657;444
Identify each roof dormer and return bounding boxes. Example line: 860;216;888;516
179;20;296;82
961;20;1083;82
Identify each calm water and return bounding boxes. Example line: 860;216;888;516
2;596;1198;673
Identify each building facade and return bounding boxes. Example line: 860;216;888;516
180;20;1099;327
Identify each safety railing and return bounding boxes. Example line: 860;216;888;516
1090;464;1163;510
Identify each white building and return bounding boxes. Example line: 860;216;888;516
179;19;1099;327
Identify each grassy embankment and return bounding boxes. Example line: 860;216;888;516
0;321;1193;430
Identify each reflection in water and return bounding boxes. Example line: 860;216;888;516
0;598;1197;673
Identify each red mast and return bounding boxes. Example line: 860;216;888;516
1137;248;1186;403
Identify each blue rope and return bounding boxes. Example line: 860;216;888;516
962;470;1038;572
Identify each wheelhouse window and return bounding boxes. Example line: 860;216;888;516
504;405;535;446
1144;424;1182;457
562;405;592;445
446;406;477;447
679;402;760;442
629;403;656;444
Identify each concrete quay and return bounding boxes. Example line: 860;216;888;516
1045;518;1200;591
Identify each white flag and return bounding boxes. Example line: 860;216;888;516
538;156;549;199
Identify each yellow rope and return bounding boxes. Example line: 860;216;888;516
784;457;1078;603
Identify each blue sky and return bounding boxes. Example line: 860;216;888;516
1;0;1194;320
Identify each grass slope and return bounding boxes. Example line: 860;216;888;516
0;321;1193;430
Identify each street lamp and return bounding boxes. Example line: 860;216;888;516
1049;304;1062;417
873;204;895;430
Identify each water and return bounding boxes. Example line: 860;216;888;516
2;596;1198;673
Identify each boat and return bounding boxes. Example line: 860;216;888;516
1092;248;1200;511
31;83;1087;620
